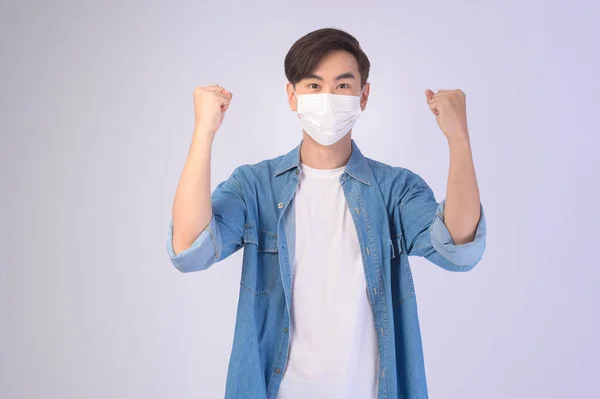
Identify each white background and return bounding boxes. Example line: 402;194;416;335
1;0;598;398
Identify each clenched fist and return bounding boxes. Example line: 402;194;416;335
425;89;469;141
193;84;233;138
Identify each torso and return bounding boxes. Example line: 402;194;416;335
276;162;379;398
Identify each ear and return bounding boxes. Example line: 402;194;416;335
360;82;370;111
286;82;298;111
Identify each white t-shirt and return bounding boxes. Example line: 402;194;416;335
277;162;379;399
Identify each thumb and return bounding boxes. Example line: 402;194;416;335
425;89;435;103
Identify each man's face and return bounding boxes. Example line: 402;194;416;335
287;50;370;112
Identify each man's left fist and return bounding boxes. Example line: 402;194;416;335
425;89;469;140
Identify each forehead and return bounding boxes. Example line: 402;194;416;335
311;50;359;76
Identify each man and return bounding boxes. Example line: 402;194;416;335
166;28;486;399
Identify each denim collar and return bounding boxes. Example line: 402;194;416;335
274;139;371;186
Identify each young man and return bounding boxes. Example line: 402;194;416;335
167;28;486;399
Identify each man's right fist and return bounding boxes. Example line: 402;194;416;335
193;84;233;137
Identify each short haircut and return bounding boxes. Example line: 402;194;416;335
284;28;370;88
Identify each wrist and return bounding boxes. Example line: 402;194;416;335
193;126;215;142
446;131;471;147
191;129;215;153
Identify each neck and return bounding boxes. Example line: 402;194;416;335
299;131;352;169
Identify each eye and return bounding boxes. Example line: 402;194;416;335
338;83;350;89
308;83;320;89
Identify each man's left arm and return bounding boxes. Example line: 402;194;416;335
399;89;486;272
425;89;481;244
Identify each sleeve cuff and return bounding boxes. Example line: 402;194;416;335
166;216;220;273
429;200;487;268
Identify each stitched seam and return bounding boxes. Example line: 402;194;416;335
395;235;415;296
258;229;278;238
392;290;416;307
266;328;289;398
239;282;255;294
430;233;475;269
206;224;219;260
402;256;415;295
413;240;431;250
227;173;244;196
239;281;272;296
240;231;278;296
352;180;387;398
398;177;429;214
239;260;276;296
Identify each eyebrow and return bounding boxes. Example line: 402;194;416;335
305;72;356;81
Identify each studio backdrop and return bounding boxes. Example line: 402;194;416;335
1;1;598;398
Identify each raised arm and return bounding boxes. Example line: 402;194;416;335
425;89;481;244
397;89;486;271
172;84;233;255
167;85;245;273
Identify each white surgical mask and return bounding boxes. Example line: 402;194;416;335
294;88;364;146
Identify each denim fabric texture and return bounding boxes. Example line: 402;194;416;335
166;139;486;399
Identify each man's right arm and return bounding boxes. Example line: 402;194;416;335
167;85;245;272
171;131;215;255
167;143;246;272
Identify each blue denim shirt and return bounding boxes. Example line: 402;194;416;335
166;139;486;399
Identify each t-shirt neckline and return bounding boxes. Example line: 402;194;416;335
300;162;346;178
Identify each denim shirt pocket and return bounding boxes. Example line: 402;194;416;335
241;224;279;296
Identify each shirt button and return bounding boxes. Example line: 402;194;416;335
295;169;300;175
275;368;281;374
284;327;288;333
278;203;284;209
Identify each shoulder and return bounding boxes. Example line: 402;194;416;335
365;157;435;212
366;157;427;188
233;154;285;178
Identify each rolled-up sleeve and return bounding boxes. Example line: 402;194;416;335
166;215;221;273
429;200;486;269
399;171;486;272
165;167;246;273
